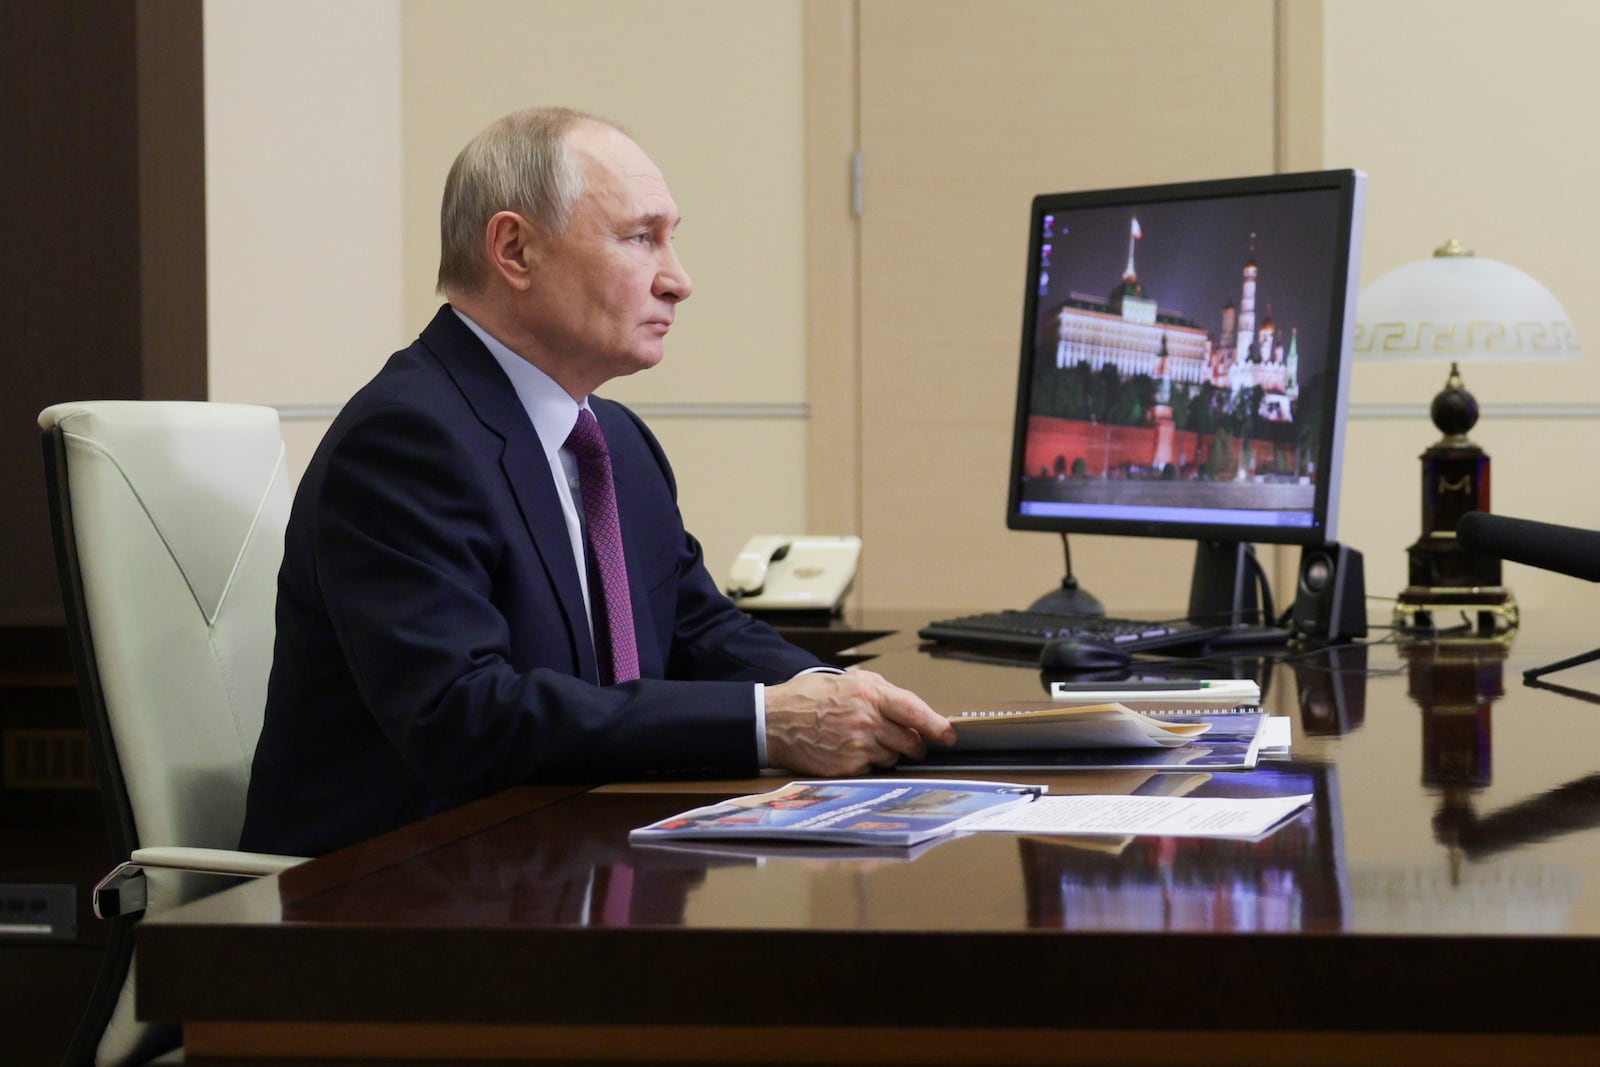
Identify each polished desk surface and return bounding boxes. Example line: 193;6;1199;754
141;618;1600;1064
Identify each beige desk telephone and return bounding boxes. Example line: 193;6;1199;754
725;535;861;613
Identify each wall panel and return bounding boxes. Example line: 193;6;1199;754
1322;0;1600;617
399;0;810;573
856;0;1278;613
203;0;406;481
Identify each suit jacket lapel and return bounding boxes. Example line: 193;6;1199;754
416;307;601;683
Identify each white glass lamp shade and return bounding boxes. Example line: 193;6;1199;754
1353;240;1582;364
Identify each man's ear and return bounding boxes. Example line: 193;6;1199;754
484;211;537;291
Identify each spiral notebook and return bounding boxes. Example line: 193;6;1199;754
1046;678;1261;705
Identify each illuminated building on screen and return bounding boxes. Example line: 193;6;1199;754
1047;222;1301;422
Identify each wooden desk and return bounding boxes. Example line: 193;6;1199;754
139;626;1600;1064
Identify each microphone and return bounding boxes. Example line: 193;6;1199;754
1456;511;1600;582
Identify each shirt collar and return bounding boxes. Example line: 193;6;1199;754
452;307;585;457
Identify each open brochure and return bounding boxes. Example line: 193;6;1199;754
931;679;1263;754
627;779;1046;848
630;778;1315;849
906;736;1264;772
912;706;1275;772
634;836;949;865
946;702;1208;750
942;700;1263;752
639;773;1216;863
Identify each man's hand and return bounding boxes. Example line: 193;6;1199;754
763;669;956;776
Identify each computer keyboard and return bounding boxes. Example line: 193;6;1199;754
918;610;1223;658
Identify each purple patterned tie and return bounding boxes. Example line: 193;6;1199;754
566;409;640;684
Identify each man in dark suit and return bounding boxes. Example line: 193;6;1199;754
241;107;953;856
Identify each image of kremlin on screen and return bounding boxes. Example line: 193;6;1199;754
1023;190;1341;518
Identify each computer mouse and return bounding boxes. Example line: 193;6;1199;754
1039;636;1134;672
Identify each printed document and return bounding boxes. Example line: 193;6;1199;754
967;792;1313;840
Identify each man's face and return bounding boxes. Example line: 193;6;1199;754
517;123;693;391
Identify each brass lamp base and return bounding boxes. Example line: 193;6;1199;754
1394;585;1519;636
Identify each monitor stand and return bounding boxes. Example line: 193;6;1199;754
1027;533;1104;616
1187;540;1289;646
1028;575;1103;616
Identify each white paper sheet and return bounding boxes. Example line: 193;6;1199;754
1259;716;1293;755
968;792;1313;840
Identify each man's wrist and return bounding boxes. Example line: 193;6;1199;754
756;666;843;769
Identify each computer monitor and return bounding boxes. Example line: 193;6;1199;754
1007;169;1366;627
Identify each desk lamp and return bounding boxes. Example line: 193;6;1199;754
1354;239;1582;632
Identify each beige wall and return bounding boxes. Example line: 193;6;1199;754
202;0;407;478
1321;0;1600;619
397;0;811;580
205;0;810;583
203;0;1600;621
850;0;1278;615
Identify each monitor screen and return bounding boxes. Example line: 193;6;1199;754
1007;170;1366;548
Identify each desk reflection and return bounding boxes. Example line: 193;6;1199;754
1291;642;1369;736
1406;636;1503;791
285;793;728;927
1019;762;1346;932
1390;634;1600;879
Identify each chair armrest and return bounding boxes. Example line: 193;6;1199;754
130;846;306;877
93;863;149;920
94;848;308;919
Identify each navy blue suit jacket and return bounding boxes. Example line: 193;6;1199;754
240;307;823;856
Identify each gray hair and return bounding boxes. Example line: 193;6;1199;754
435;106;611;296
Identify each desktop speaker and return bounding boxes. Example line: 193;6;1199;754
1291;543;1367;643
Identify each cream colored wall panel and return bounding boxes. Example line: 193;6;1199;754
1321;1;1600;628
400;0;806;409
803;0;862;539
1325;1;1600;413
857;0;1277;613
204;0;405;410
279;418;336;493
1275;0;1324;173
640;419;808;594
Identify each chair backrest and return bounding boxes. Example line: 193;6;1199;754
40;401;290;1065
40;401;289;858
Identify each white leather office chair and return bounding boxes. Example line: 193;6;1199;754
39;401;307;1066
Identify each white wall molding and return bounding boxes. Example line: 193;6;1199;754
273;402;810;422
1350;403;1600;420
278;399;1596;423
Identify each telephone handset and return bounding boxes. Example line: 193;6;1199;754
725;535;861;613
